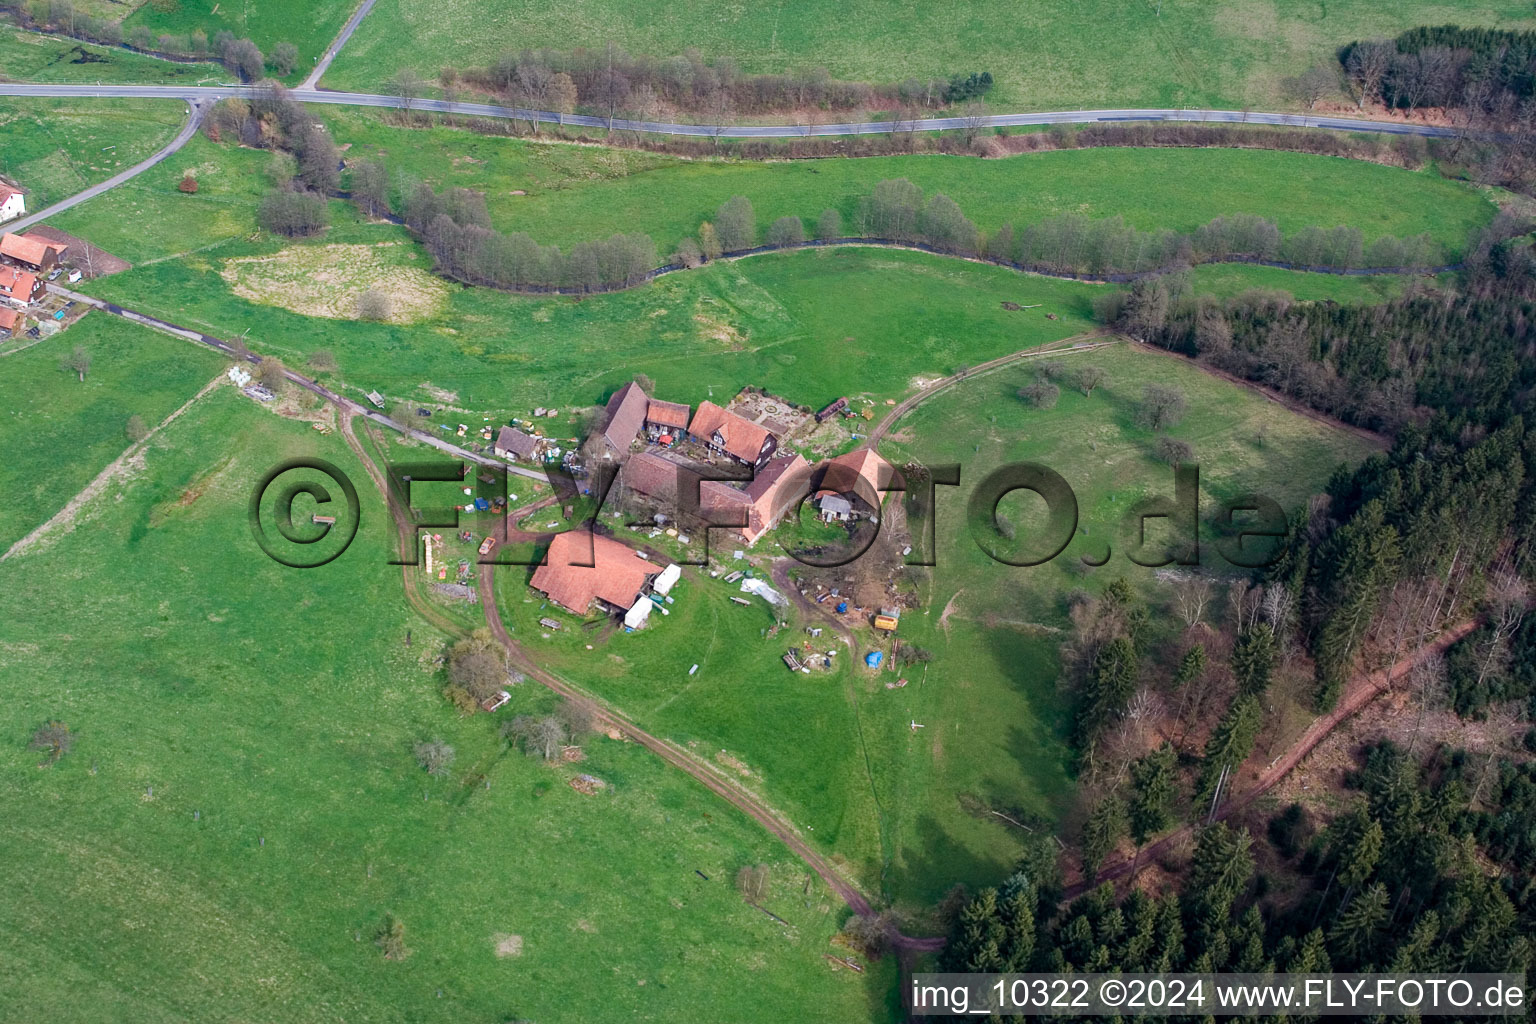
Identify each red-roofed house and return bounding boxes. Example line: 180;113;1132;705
701;453;809;545
599;381;650;460
530;530;658;616
0;183;24;223
687;400;778;467
0;232;65;271
0;306;19;337
644;399;691;437
0;266;40;307
814;448;896;516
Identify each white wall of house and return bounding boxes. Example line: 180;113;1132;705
0;192;24;222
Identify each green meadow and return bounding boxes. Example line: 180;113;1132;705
122;0;359;80
0;312;225;554
0;24;222;84
0;386;895;1023
323;0;1535;111
0;96;186;209
324;107;1495;258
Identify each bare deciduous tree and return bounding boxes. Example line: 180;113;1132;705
1137;384;1187;431
30;720;73;765
387;67;427;120
1174;577;1214;631
1077;364;1107;396
413;739;455;776
64;344;90;382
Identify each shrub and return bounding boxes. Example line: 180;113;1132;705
258;190;328;237
765;215;805;247
177;175;198;194
355;289;391;322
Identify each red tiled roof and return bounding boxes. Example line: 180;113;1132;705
701;453;809;544
0;182;21;201
530;530;657;614
0;266;36;303
818;448;894;504
646;399;691;429
0;307;18;331
0;232;62;268
623;451;703;505
688;400;774;463
602;381;649;456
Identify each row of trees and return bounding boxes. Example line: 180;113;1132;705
4;2;298;79
394;174;654;293
673;183;1446;281
465;42;992;118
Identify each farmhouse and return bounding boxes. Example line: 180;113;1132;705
645;398;691;439
701;452;809;545
0;183;23;223
0;232;66;272
687;400;778;467
494;425;540;461
599;381;650;460
0;266;40;307
530;529;658;616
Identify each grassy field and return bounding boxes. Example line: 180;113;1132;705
325;108;1496;258
49;132;275;264
0;312;225;554
322;0;1536;111
122;0;358;80
0;97;185;209
0;385;896;1023
0;24;222;83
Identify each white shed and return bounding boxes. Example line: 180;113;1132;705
623;596;653;630
653;563;682;596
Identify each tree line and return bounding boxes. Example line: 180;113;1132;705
673;181;1446;280
453;42;993;120
3;1;299;79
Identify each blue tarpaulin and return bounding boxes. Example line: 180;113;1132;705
836;601;848;613
472;498;490;511
865;651;884;668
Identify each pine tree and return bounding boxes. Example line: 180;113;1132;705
1171;644;1206;688
1079;636;1138;752
1329;883;1389;968
1196;695;1264;808
1128;743;1178;845
1080;795;1128;884
1287;928;1332;973
1231;623;1278;697
1311;500;1401;709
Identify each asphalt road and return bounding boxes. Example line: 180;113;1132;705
4;99;205;233
302;0;379;90
0;81;1463;139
